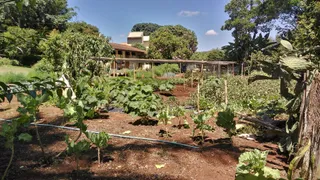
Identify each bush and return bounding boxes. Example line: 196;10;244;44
2;26;39;65
154;63;180;76
0;58;20;66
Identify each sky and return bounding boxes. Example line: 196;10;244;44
67;0;234;52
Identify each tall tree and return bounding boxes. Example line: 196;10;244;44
131;23;161;36
66;21;101;37
0;0;75;32
148;25;198;59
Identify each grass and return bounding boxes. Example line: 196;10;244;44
0;65;54;83
0;65;32;75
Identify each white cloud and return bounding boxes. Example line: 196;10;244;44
205;30;218;36
178;10;200;17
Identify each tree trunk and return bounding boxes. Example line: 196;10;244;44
294;72;320;180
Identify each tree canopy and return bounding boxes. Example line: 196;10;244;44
148;25;198;59
66;21;101;37
131;23;161;36
190;49;225;61
0;0;75;32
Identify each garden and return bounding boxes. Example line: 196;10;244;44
1;0;320;180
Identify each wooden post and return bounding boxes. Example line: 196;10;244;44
191;71;194;88
197;83;200;113
115;62;118;77
213;65;216;76
241;63;244;77
183;73;186;90
113;61;116;77
224;79;228;105
218;64;221;78
152;62;155;79
201;63;204;73
133;63;136;80
232;63;235;76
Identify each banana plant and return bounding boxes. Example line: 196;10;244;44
86;132;110;164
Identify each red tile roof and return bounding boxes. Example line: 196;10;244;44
110;43;146;53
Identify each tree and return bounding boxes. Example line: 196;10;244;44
66;21;101;37
131;23;161;36
148;25;198;59
207;49;225;60
190;51;209;60
1;26;39;65
131;43;146;51
0;0;75;32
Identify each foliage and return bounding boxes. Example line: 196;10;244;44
65;137;90;171
191;113;213;142
131;23;161;36
132;43;146;51
154;63;180;76
148;25;198;59
216;108;236;137
0;0;75;31
39;31;113;83
171;106;189;129
249;40;315;154
236;149;281;180
159;81;174;92
108;78;162;118
86;132;110;164
1;26;39;65
0;72;28;83
190;51;209;60
0;58;19;66
66;21;101;37
190;49;225;61
157;106;174;125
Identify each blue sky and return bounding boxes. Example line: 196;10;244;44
67;0;234;51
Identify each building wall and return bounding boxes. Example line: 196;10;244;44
143;41;149;49
127;37;142;45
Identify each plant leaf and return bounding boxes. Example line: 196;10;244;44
280;40;293;51
18;133;32;142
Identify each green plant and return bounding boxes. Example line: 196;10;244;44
0;58;20;66
171;106;189;128
86;132;110;164
236;149;281;180
157;106;174;125
154;63;180;76
159;81;174;92
216;108;236;137
0;72;28;83
0;121;32;180
65;137;90;171
191;113;213;142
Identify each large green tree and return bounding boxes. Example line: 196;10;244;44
66;21;101;37
0;0;75;32
148;25;197;59
131;23;161;36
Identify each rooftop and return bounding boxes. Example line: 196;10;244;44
128;32;143;38
110;43;146;53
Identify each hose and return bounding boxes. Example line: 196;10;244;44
0;118;199;149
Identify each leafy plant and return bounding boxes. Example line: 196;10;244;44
159;81;174;92
236;149;281;180
191;113;213;142
216;108;236;137
157;106;174;125
86;132;110;164
171;106;189;129
65;137;90;171
0;121;32;180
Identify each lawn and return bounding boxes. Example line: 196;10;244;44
0;65;32;75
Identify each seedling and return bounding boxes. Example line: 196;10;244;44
172;106;189;129
65;137;90;171
157;106;174;137
86;132;110;164
191;113;213;143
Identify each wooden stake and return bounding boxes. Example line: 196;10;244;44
113;61;116;77
183;73;186;90
133;64;136;80
191;71;194;88
224;79;228;105
197;83;200;113
152;62;155;79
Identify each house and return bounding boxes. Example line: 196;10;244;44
127;32;150;49
109;42;148;70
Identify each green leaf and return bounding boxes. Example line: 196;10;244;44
281;56;312;71
5;93;13;103
18;133;32;142
67;88;73;99
280;40;293;51
248;75;274;84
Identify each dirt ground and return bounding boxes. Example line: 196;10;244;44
0;85;288;180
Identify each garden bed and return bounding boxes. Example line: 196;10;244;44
0;85;288;180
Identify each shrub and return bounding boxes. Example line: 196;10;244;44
2;26;40;65
0;58;20;66
154;63;180;76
